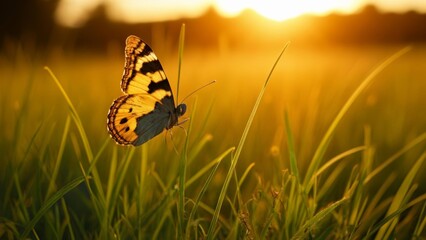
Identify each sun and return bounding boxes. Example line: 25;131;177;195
249;2;307;21
214;0;360;21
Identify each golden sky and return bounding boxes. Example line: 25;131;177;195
55;0;426;27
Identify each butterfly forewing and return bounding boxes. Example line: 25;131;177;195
121;35;172;96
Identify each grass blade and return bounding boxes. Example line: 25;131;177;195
304;46;412;191
207;42;289;239
44;66;93;162
21;176;85;239
176;23;188;239
285;110;299;181
185;147;235;188
292;197;348;239
375;151;426;239
185;147;234;239
176;23;185;103
365;193;426;239
46;115;71;199
364;132;426;184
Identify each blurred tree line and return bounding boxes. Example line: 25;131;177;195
1;1;426;53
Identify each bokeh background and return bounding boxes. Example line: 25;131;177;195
2;0;425;168
1;1;426;237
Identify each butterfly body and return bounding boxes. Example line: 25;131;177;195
107;35;186;146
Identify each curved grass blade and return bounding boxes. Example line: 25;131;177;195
285;110;299;181
364;132;426;184
44;66;93;162
207;42;290;239
176;23;185;104
185;147;234;239
365;193;426;239
375;151;426;239
46;115;71;200
291;197;348;239
304;47;412;191
21;176;85;238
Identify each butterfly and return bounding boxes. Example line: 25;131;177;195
107;35;186;146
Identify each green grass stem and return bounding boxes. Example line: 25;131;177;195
207;42;289;239
304;46;412;191
21;177;85;238
375;151;426;239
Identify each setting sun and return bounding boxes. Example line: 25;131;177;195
54;0;426;27
214;0;360;21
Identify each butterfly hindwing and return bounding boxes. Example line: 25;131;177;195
107;35;186;146
107;94;174;145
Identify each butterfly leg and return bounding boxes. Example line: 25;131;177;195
168;129;181;155
177;117;189;126
176;117;189;137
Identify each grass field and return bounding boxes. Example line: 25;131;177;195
1;36;426;239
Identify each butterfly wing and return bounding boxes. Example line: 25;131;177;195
107;94;175;146
107;35;181;146
121;35;175;101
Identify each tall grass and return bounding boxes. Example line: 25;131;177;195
0;33;425;239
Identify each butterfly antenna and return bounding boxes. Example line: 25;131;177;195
180;80;216;104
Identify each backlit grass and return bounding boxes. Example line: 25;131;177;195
1;35;426;239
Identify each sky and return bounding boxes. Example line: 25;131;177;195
55;0;426;28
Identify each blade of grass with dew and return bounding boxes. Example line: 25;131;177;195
304;46;412;192
206;42;290;239
21;176;85;239
375;151;426;239
185;147;234;239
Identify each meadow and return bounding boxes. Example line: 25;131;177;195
1;34;426;239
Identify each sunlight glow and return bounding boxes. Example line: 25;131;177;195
214;0;361;21
106;0;210;23
54;0;426;27
55;0;103;27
